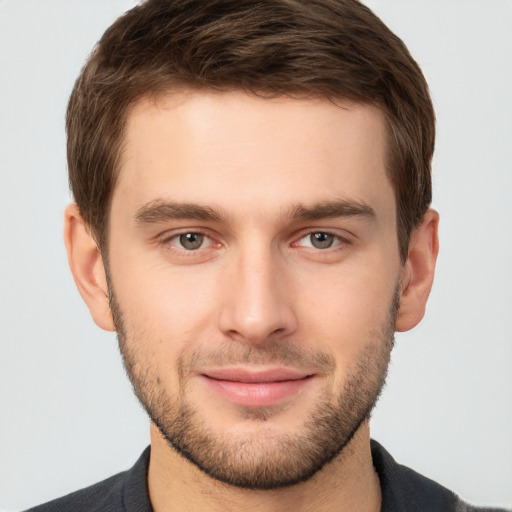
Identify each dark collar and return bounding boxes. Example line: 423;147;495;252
123;446;153;512
123;442;459;512
371;439;458;512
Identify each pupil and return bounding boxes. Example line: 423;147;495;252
180;233;204;250
311;232;333;249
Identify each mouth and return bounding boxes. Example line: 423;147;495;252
198;367;315;407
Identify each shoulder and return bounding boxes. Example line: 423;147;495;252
24;447;152;512
371;439;458;511
24;471;127;512
371;440;510;512
455;503;511;512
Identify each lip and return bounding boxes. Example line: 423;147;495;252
198;367;315;407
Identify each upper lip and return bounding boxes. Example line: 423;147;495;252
200;367;314;383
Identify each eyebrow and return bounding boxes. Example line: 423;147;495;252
135;200;223;225
288;199;376;221
134;198;376;226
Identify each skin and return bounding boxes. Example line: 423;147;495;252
65;90;439;512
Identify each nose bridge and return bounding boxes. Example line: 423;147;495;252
219;236;297;343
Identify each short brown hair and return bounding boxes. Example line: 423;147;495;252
67;0;435;261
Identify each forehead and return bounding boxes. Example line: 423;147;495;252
115;90;394;223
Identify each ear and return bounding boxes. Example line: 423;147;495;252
63;203;115;332
395;209;439;332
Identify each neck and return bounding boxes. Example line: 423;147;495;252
147;421;381;512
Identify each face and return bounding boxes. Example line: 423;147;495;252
107;91;403;489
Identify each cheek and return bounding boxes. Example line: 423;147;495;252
295;270;396;396
295;258;398;355
113;261;222;366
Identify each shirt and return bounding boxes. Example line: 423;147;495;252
25;441;510;512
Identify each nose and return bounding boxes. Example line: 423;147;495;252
218;244;298;345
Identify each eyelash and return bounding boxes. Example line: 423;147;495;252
294;231;347;250
160;231;216;253
159;229;349;254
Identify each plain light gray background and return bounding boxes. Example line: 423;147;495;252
1;1;511;510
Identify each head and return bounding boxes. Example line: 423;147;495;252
67;0;434;262
64;0;438;491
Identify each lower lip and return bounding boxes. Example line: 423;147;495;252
201;375;313;407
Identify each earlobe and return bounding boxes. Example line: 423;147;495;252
395;209;439;332
64;203;115;332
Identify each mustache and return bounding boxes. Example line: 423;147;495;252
178;339;336;377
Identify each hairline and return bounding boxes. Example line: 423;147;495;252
95;86;408;263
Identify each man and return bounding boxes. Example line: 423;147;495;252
24;0;508;511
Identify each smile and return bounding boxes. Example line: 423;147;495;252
199;368;315;407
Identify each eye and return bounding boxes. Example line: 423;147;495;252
157;230;221;263
173;232;208;250
298;232;342;249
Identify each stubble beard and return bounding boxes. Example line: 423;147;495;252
110;287;398;490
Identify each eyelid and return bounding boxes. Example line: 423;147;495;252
292;229;351;248
158;229;219;251
155;227;352;253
